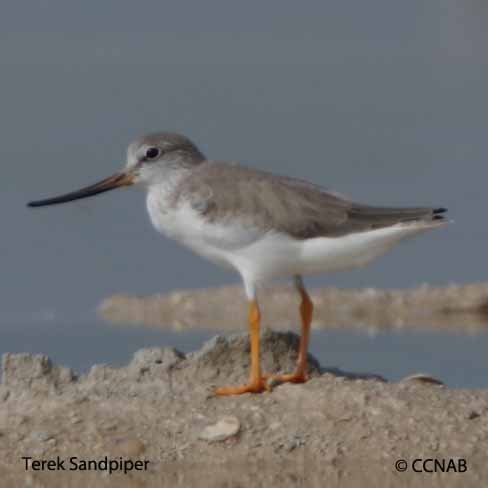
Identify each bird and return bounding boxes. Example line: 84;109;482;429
28;132;448;395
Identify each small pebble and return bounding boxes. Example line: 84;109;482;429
269;421;281;431
111;438;146;457
31;431;53;442
199;416;240;442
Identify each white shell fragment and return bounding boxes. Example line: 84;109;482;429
401;373;444;386
198;416;241;442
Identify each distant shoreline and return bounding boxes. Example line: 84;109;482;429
99;282;488;333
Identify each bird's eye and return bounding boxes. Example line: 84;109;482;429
145;147;160;160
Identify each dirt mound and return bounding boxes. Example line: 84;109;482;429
1;330;487;486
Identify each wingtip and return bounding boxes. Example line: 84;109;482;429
433;207;447;214
432;207;448;222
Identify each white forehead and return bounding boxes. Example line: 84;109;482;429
126;140;149;166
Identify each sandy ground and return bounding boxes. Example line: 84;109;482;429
99;282;488;333
1;329;487;487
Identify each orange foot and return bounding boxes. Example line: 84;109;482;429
214;378;269;396
265;372;309;386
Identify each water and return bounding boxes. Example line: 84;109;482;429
2;1;488;388
3;312;488;389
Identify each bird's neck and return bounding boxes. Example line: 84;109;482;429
146;166;193;209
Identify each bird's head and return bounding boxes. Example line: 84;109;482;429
27;132;205;207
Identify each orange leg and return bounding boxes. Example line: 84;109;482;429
268;277;313;384
214;299;268;395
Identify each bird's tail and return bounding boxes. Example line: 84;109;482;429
348;205;449;229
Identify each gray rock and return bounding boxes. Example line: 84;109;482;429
30;431;53;442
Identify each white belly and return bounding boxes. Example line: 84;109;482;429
225;222;437;283
147;189;439;285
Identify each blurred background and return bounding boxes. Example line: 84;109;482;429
1;1;488;385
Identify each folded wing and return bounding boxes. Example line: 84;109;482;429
176;162;447;240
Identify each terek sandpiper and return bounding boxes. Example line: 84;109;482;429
28;132;447;395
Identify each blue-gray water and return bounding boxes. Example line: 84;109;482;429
3;314;488;389
2;1;488;388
